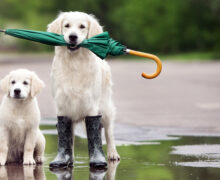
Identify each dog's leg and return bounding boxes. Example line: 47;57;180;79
23;129;37;165
103;120;120;161
49;116;73;168
34;130;45;164
0;127;8;166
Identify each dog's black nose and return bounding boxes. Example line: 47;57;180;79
69;34;78;42
14;89;21;95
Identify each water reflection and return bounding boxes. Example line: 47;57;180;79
105;161;119;180
50;167;73;180
43;129;220;180
89;169;106;180
0;165;45;180
89;161;119;180
49;161;119;180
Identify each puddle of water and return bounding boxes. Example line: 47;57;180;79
43;127;220;180
171;144;220;168
1;124;220;180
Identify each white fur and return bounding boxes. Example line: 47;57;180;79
0;69;45;165
48;11;119;160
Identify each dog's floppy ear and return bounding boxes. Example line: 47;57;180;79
31;72;45;98
0;75;10;94
88;15;103;38
47;13;64;34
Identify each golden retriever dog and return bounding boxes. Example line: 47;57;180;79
0;69;45;165
47;11;120;161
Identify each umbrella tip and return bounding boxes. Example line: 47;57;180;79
0;29;5;32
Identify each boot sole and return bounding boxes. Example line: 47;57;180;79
90;162;108;170
49;161;74;169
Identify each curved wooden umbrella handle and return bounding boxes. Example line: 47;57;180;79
126;49;162;79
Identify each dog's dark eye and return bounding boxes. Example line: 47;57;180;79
79;24;85;29
11;80;15;84
65;24;70;28
23;81;28;85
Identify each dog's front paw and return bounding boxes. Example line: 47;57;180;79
0;156;6;166
107;150;120;161
23;157;36;165
35;156;44;164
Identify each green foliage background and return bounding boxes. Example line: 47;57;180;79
0;0;219;56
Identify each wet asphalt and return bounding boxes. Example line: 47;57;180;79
0;54;219;133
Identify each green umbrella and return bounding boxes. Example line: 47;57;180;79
1;29;125;59
2;29;68;46
78;32;126;59
0;28;162;79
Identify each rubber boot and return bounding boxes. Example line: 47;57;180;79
85;115;107;169
49;116;73;168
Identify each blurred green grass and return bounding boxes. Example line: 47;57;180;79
160;51;220;61
112;51;220;61
0;51;219;62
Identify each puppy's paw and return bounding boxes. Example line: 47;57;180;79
0;156;6;166
0;162;6;166
23;157;36;165
107;150;120;161
35;156;44;164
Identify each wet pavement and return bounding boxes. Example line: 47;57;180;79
43;123;220;180
2;121;220;180
0;55;220;132
0;55;220;179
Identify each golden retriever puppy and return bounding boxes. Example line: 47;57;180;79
47;11;119;167
0;69;45;165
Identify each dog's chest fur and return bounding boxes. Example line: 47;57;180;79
51;49;103;119
0;97;39;162
6;117;26;163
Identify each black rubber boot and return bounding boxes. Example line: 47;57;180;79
85;115;107;169
49;116;73;168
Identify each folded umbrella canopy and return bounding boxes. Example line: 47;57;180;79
1;29;68;46
0;29;162;79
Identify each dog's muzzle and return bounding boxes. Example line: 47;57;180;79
13;89;25;99
67;34;80;51
67;44;80;51
14;89;21;98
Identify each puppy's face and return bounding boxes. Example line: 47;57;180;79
0;69;44;100
9;75;31;99
47;12;103;51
